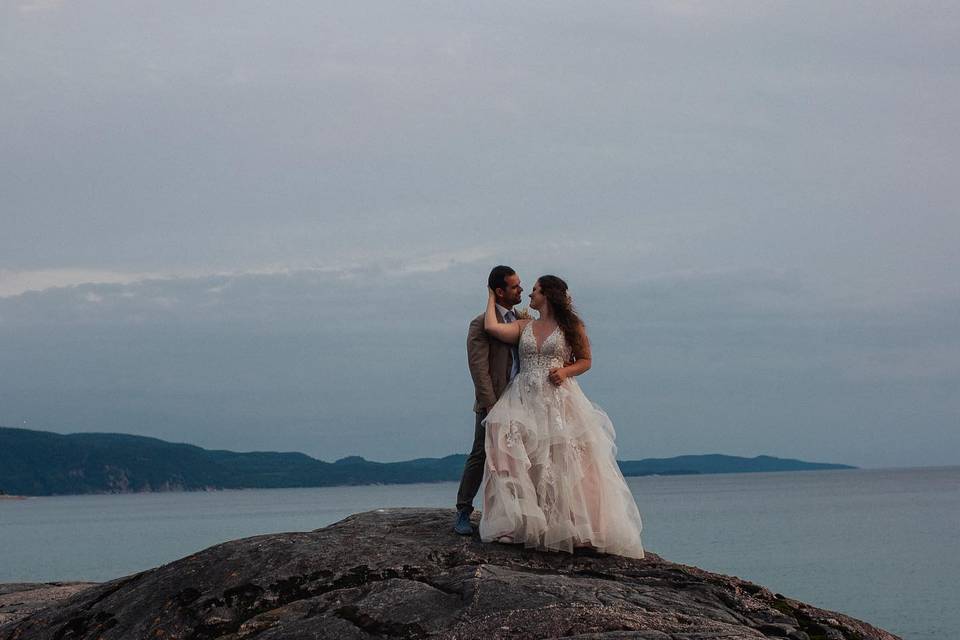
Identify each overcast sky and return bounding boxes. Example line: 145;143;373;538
2;1;958;468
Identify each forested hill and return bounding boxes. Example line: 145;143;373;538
0;426;855;496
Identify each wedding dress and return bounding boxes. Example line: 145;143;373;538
480;321;645;559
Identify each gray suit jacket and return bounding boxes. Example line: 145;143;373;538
467;309;514;413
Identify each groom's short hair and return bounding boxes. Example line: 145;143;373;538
488;265;516;293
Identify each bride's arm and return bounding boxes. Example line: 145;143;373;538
484;288;528;344
548;325;592;385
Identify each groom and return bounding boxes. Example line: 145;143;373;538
453;265;523;535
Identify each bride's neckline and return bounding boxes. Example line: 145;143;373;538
527;321;560;353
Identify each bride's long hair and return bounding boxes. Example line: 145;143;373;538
537;275;587;359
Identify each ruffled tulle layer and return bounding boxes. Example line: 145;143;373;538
479;374;644;559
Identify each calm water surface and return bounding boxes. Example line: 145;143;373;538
1;466;956;639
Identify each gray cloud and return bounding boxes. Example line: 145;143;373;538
1;1;957;468
3;3;958;294
1;267;956;469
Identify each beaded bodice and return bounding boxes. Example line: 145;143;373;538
518;321;571;375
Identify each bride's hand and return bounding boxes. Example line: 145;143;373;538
548;367;567;386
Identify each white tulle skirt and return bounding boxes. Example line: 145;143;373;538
479;373;644;559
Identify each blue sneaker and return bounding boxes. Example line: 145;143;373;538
453;509;473;535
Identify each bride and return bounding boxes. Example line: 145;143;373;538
479;275;644;559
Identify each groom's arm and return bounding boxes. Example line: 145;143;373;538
467;316;497;411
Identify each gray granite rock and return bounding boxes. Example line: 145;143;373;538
0;583;96;627
0;508;901;639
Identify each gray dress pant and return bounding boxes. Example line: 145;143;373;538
455;409;487;514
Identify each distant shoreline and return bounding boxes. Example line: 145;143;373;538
1;425;857;498
0;467;875;499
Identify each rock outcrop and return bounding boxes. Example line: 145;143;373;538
0;583;96;627
0;508;900;639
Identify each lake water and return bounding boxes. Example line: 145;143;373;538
1;466;956;639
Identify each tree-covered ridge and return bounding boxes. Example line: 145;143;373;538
0;427;855;496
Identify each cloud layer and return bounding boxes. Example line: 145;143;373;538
1;264;956;468
1;1;957;467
